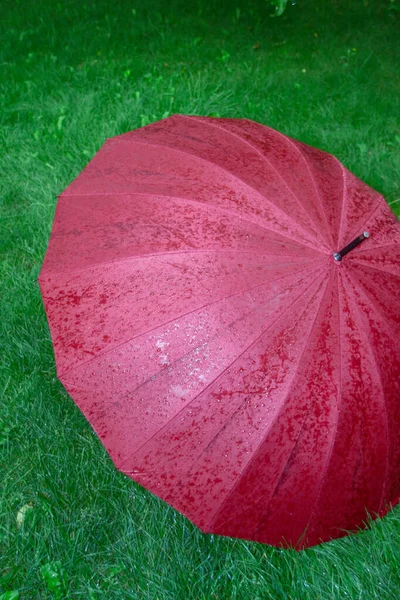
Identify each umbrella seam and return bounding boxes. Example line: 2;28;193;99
348;242;400;252
347;260;400;279
60;261;326;384
354;194;387;236
56;191;327;258
346;196;387;245
251;401;316;545
206;273;331;533
52;191;327;248
82;136;328;251
341;266;400;342
216;403;313;545
341;269;390;515
180;115;330;248
336;164;348;249
40;251;324;278
303;268;342;532
117;266;328;473
255;125;336;248
329;263;400;348
337;167;383;249
286;141;334;248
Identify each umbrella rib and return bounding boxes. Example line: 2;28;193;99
259;124;335;247
336;170;383;249
341;264;400;342
103;137;327;250
60;262;323;379
63;263;323;387
301;269;342;532
352;195;384;239
120;268;327;479
347;260;400;279
206;273;331;532
181;115;329;247
194;286;324;528
352;241;400;251
345;263;399;510
42;249;322;278
55;191;327;259
204;393;313;539
211;408;312;539
341;270;390;514
336;163;348;250
288;143;335;247
250;401;315;541
63;288;286;393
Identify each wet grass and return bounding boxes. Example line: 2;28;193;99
1;0;400;597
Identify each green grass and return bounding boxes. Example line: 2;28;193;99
1;0;400;598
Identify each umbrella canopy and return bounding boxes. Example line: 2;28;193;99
39;115;400;549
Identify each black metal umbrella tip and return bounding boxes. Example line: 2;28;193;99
333;231;370;261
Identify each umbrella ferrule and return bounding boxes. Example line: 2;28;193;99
333;231;370;261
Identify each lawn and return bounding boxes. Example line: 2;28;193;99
1;0;400;598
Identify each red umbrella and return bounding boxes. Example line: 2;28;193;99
39;115;400;549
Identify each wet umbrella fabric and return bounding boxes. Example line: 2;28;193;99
39;115;400;548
